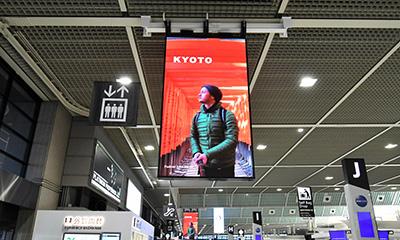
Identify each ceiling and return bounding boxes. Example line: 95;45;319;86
1;0;400;233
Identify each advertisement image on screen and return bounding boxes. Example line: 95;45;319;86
91;142;124;202
159;36;254;179
126;179;142;216
183;212;198;239
63;233;101;240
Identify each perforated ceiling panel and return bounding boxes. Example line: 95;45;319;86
346;128;400;164
251;28;400;124
324;45;400;124
284;0;400;19
127;0;280;18
258;167;320;186
0;0;122;16
104;128;140;168
127;128;159;167
280;127;385;165
252;128;307;166
9;26;152;124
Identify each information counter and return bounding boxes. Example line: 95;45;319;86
32;210;154;240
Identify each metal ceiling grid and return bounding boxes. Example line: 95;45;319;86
180;194;203;208
380;178;400;185
214;168;267;187
313;192;342;205
284;0;400;19
252;128;307;166
133;28;165;124
264;187;291;193
368;166;400;185
179;188;205;194
260;193;286;206
251;28;400;124
324;48;400;124
346;128;400;164
235;187;265;193
280;127;386;165
297;166;344;186
105;128;141;168
171;180;212;188
232;194;260;207
10;26;153;124
257;167;320;186
135;169;157;188
206;188;235;194
205;194;231;207
0;0;122;16
127;128;159;167
127;0;280;18
0;35;56;99
225;208;241;218
371;191;396;205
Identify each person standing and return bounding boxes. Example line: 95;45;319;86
190;85;239;178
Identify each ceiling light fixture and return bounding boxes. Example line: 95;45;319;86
256;144;267;150
144;145;155;151
164;193;170;197
246;193;249;196
168;202;173;206
276;188;282;192
116;77;132;85
334;188;340;191
300;77;318;88
385;143;398;149
325;176;334;181
297;128;304;133
218;189;223;192
391;187;397;190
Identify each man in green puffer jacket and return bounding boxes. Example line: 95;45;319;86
190;85;239;178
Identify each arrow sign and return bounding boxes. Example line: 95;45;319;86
117;85;129;98
104;85;116;97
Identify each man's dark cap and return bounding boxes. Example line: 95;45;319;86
202;85;223;102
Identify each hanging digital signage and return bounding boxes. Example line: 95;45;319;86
91;142;124;203
126;180;142;216
183;212;198;239
158;36;254;179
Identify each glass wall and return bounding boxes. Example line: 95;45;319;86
0;59;41;177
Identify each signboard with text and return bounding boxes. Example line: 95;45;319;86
296;187;315;217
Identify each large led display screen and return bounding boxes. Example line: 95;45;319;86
91;142;124;202
158;36;254;179
183;212;198;239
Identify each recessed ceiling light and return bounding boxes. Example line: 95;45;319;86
116;77;132;85
246;193;249;196
385;143;398;149
144;145;155;151
391;187;397;190
152;181;157;185
164;193;170;197
256;144;267;150
300;77;318;88
168;202;173;206
297;128;304;133
218;189;224;192
277;188;282;192
325;176;334;181
334;188;340;191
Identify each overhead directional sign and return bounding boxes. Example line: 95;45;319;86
89;81;140;126
227;225;234;235
296;187;315;218
163;205;177;219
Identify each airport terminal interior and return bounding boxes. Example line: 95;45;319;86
1;1;400;240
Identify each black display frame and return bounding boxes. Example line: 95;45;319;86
157;32;255;180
